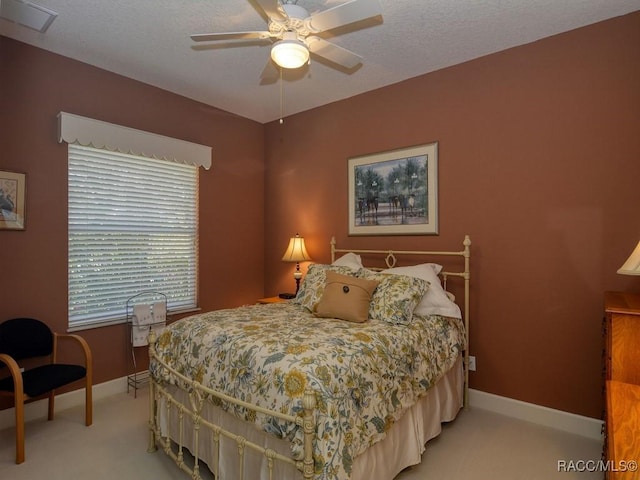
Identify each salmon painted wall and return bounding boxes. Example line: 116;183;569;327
0;37;265;389
264;12;640;418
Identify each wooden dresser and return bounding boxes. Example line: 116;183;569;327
605;291;640;479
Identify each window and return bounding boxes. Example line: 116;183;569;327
68;144;199;330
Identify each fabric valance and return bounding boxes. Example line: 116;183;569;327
57;112;211;170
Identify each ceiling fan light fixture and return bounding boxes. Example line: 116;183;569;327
271;37;309;69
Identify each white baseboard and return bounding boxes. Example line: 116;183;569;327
0;380;604;442
469;388;604;441
0;376;129;430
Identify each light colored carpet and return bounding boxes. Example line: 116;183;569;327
0;388;603;480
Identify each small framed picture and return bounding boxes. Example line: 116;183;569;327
348;142;438;236
0;170;26;230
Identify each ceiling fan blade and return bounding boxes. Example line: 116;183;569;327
308;0;382;33
191;31;271;42
307;37;363;69
255;0;288;22
259;59;279;84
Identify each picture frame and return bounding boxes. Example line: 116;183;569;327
0;170;26;230
348;142;438;236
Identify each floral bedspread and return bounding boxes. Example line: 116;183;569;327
150;302;464;480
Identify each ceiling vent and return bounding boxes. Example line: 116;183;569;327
0;0;58;33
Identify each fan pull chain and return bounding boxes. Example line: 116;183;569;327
279;67;284;124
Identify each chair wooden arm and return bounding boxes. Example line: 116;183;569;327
0;353;24;395
0;353;26;463
53;333;92;369
52;333;93;426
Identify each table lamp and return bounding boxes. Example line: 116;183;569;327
281;233;312;297
618;241;640;275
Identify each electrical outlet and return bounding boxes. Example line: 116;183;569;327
468;355;476;372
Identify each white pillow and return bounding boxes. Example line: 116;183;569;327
381;263;462;319
331;252;363;270
425;263;443;275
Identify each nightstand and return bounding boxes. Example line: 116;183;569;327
605;291;640;383
606;380;640;479
257;296;287;304
604;291;640;479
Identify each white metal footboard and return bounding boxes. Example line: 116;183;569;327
147;330;317;480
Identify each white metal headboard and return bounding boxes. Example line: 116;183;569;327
330;235;471;405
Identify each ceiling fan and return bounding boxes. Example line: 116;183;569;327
190;0;383;81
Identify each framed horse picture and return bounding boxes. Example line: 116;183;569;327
348;142;438;236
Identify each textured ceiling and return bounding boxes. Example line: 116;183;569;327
1;0;639;123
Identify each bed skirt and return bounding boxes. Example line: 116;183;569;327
155;355;463;480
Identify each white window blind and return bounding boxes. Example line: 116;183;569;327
68;144;198;329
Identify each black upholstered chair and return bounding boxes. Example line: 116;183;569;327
0;318;93;464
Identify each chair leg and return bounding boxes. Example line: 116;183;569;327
15;392;25;464
85;379;93;426
47;390;55;421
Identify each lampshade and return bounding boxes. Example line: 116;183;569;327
282;233;311;263
618;241;640;275
271;33;309;69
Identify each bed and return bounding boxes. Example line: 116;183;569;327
147;235;471;480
